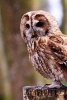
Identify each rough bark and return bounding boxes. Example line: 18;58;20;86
23;86;67;100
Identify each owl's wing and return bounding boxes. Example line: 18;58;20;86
48;34;67;67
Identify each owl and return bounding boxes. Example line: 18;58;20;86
20;10;67;88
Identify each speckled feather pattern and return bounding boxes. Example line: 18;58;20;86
29;36;67;81
20;10;67;82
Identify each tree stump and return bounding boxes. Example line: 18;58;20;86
23;86;67;100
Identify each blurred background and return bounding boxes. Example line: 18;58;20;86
0;0;67;100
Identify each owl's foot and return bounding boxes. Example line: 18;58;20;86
46;81;61;89
44;81;67;89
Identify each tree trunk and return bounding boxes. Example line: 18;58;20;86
0;11;11;100
1;0;35;100
62;0;67;34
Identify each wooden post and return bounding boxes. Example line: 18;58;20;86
23;86;67;100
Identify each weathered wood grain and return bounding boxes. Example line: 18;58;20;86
23;86;67;100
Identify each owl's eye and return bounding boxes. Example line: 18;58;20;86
36;21;44;27
25;24;30;29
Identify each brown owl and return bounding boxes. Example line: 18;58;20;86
20;10;67;88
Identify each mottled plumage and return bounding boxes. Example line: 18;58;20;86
20;10;67;87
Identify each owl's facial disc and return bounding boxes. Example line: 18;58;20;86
20;12;49;42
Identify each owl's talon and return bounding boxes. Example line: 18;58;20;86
46;84;61;89
41;84;51;89
44;81;67;89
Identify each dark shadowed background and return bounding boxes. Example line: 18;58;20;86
0;0;67;100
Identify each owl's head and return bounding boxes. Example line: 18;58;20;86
20;10;61;42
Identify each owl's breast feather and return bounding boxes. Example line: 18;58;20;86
27;37;47;55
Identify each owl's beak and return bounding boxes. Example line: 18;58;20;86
31;29;38;38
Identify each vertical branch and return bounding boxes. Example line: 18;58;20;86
0;10;11;100
62;0;67;34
